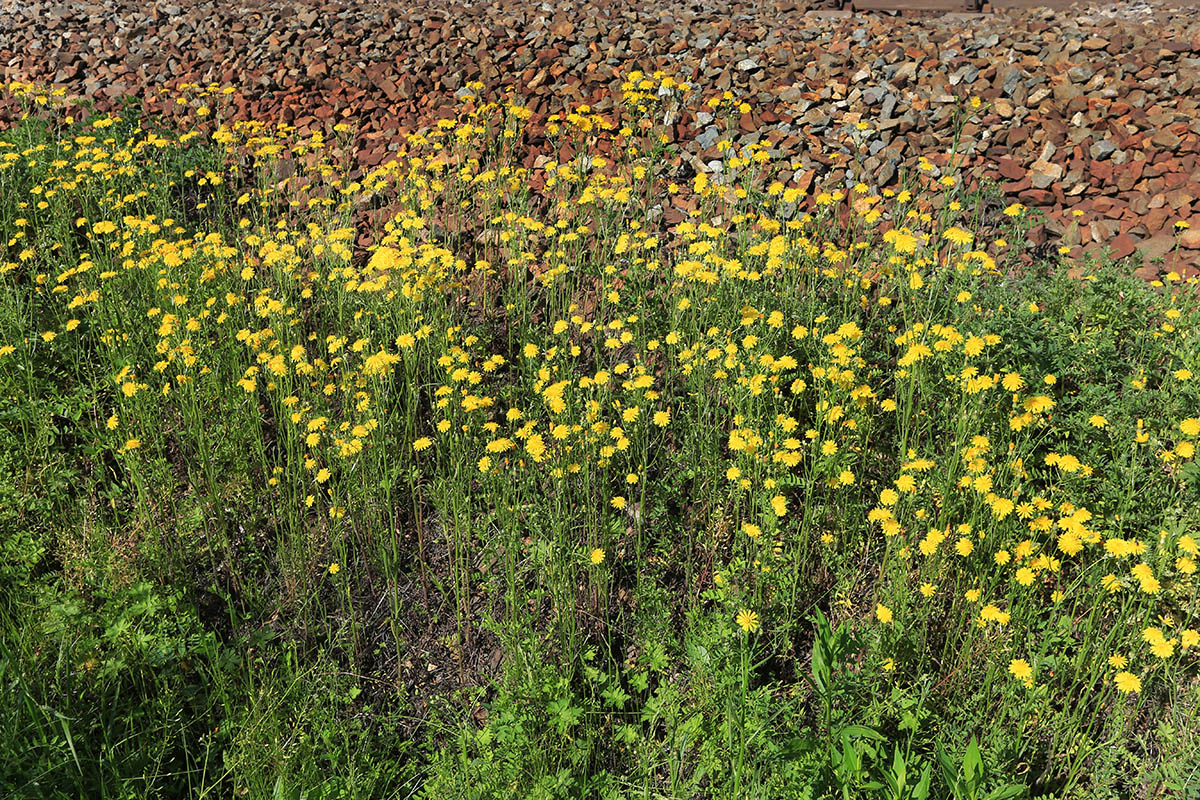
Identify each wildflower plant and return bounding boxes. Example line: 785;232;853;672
0;77;1197;799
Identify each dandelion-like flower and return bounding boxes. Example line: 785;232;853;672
1113;672;1141;694
735;609;760;634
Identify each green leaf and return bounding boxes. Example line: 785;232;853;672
913;763;933;800
936;745;959;792
841;724;884;740
811;609;832;694
963;736;983;784
892;745;907;789
55;709;81;776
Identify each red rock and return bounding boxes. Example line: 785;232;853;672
1110;233;1137;260
1089;160;1113;183
1020;188;1055;205
995;157;1025;181
1137;233;1178;261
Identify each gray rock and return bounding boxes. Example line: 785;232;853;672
891;61;917;86
880;93;897;120
1090;139;1117;160
802;109;831;132
876;159;897;186
778;85;804;103
862;85;886;105
1002;70;1022;97
1067;64;1096;83
950;64;979;85
695;125;721;150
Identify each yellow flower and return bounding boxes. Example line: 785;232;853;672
121;438;141;452
1113;671;1141;694
1089;415;1108;429
328;563;340;575
589;548;605;565
742;522;762;539
1107;653;1127;669
611;496;627;510
413;437;433;452
736;608;760;633
876;603;893;624
525;434;546;461
1008;659;1033;682
771;495;787;517
1150;637;1175;659
920;583;937;598
92;220;117;235
943;227;973;246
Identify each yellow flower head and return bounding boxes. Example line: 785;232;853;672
1008;659;1033;682
1113;671;1141;694
735;608;760;634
